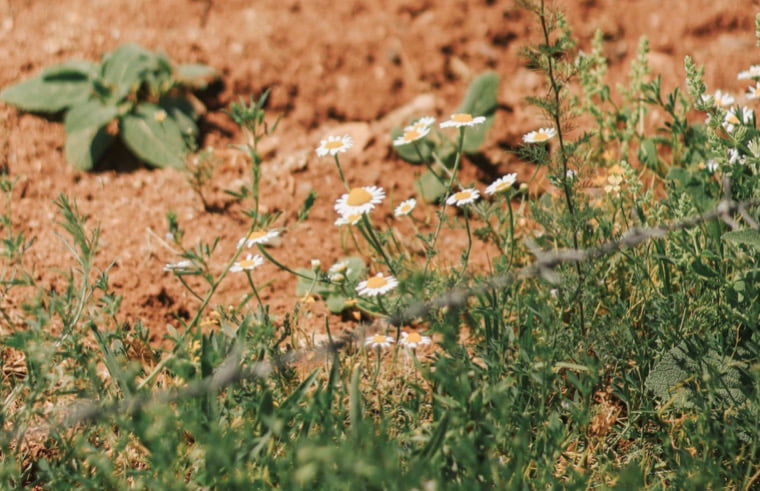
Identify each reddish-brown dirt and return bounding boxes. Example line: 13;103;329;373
1;0;758;343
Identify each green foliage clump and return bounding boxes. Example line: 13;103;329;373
0;43;217;170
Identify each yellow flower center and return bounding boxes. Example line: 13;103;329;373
325;140;344;149
727;113;740;125
366;275;388;289
404;129;420;141
239;259;257;268
154;110;167;122
347;188;372;206
406;332;422;344
400;204;412;212
451;113;473;123
346;213;362;223
493;182;510;192
453;191;471;201
533;131;549;141
248;230;267;240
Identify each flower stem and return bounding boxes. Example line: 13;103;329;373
333;154;351;191
424;127;465;275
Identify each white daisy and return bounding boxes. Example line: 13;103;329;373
439;113;486;128
315;134;353;157
356;272;398;297
399;331;432;349
747;83;760;100
365;334;394;349
393;126;431;146
484;173;517;195
230;254;264;273
334;212;363;226
446;188;480;207
405;116;436;132
328;261;350;274
723;106;754;133
728;148;746;165
237;229;280;249
310;259;321;270
738;65;760;80
700;89;735;107
705;160;719;173
522;127;556;143
566;169;577;180
163;259;193;272
394;198;417;217
334;186;385;217
328;272;345;283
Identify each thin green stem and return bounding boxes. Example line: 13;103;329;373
538;0;586;333
460;208;472;275
333;154;351;191
424;127;465;275
256;244;325;282
359;215;397;276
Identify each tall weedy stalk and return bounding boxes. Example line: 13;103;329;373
520;0;586;331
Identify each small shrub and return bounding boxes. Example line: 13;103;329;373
0;43;217;170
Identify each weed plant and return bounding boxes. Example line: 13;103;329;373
1;1;760;489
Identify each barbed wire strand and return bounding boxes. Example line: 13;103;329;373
3;196;760;447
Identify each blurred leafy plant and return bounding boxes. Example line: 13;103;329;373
0;43;217;170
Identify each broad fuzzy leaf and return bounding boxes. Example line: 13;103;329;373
64;100;119;170
175;63;219;89
100;44;167;102
416;170;448;203
119;102;189;168
0;61;95;113
159;95;200;138
457;71;499;153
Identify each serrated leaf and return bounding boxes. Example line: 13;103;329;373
416;170;447;203
119;102;188;168
63;100;118;170
175;63;218;89
723;229;760;250
457;71;499;153
645;341;750;410
0;62;93;113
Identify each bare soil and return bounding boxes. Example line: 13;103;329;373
1;0;757;343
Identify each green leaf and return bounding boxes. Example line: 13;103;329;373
0;61;94;113
645;341;750;410
175;63;218;89
723;229;760;250
119;102;189;168
297;190;317;223
416;170;447;203
457;71;499;153
100;44;163;102
295;268;331;297
64;100;119;170
158;95;199;137
326;295;349;314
